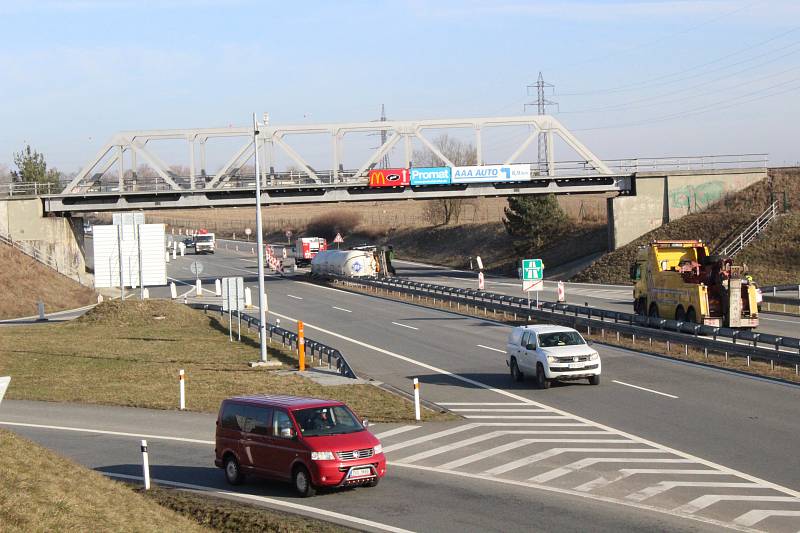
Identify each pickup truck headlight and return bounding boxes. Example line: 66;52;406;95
589;352;599;361
373;444;383;455
546;355;557;364
311;451;335;461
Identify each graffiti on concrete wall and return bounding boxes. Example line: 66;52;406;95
668;180;725;211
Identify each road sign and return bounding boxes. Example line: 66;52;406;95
333;232;344;244
190;261;204;277
522;258;543;281
222;277;245;312
285;230;293;241
557;281;565;302
244;228;252;236
478;272;485;291
523;279;543;292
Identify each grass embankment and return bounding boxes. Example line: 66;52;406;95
574;167;800;285
0;300;448;422
329;280;800;384
0;429;354;532
0;242;96;319
0;429;207;532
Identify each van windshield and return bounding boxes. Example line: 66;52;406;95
195;235;214;242
294;405;363;437
538;331;585;347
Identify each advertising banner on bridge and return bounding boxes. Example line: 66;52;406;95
410;167;452;186
451;164;531;184
368;168;409;187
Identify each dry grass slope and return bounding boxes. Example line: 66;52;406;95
0;429;208;533
0;300;449;422
0;243;96;319
573;168;800;285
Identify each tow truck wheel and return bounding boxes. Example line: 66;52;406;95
686;307;697;324
635;298;647;316
675;306;686;322
648;303;659;318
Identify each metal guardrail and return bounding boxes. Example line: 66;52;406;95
187;303;357;379
717;201;780;258
0;182;61;197
329;275;800;372
0;230;79;279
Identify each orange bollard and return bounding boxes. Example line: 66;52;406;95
298;321;305;371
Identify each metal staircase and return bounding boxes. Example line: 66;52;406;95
717;201;780;258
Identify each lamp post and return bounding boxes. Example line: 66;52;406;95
252;113;269;365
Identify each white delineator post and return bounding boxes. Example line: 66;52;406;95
170;282;177;299
37;302;46;321
140;440;151;490
215;279;222;296
413;378;421;421
179;369;185;410
244;287;252;308
195;279;202;296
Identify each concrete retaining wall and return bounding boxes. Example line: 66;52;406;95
0;198;91;285
607;168;767;250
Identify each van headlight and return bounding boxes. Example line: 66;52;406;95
311;451;335;461
547;355;557;364
373;444;383;455
589;352;599;361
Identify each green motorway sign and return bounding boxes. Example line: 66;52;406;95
522;258;543;281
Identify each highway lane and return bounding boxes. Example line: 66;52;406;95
157;248;800;526
0;401;719;533
389;259;800;340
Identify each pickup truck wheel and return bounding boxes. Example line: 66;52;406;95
224;455;245;486
510;358;524;382
588;375;601;386
536;363;550;390
293;466;316;497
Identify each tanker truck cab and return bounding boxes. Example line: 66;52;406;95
506;325;601;389
194;230;216;254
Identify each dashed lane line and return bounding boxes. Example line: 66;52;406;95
612;380;679;399
332;306;352;313
287;294;304;300
476;344;505;353
391;321;419;330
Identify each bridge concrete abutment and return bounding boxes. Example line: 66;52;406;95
606;168;767;250
0;198;92;285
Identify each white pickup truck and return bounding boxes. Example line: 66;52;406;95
506;324;601;389
194;233;216;254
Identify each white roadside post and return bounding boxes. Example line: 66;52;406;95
165;251;170;263
0;376;11;405
170;282;177;299
179;242;185;256
140;440;151;490
142;288;149;299
244;287;252;308
215;279;222;296
195;279;202;296
179;369;185;410
413;378;421;421
172;242;177;259
37;302;46;321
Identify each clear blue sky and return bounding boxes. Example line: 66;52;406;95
1;0;798;174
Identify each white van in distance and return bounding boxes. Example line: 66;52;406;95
506;325;601;389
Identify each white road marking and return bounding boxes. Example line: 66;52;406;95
332;306;352;313
374;425;421;440
391;321;418;330
265;310;800;501
462;415;568;419
438;402;530;406
394;432;620;465
575;469;723;492
734;509;800;527
529;458;695;483
612;380;679;399
449;408;550;413
626;481;766;502
383;424;480;453
760;315;800;324
287;294;303;300
484;447;665;476
476;344;505;353
0;421;214;445
673;494;800;515
105;472;412;533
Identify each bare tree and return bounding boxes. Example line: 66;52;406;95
413;134;477;225
0;164;11;187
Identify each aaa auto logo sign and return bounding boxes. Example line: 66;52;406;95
368;168;409;188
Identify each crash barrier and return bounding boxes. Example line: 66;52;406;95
187;303;357;379
329;275;800;373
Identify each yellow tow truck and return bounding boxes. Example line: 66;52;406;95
630;240;759;328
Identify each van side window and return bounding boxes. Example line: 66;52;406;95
520;331;530;347
273;409;293;438
220;402;247;431
246;406;272;436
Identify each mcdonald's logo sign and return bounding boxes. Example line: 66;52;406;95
368;168;410;188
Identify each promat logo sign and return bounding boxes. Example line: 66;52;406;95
368;168;410;187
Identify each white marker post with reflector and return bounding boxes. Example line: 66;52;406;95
179;369;185;410
413;378;421;421
140;440;151;490
0;376;10;405
557;281;565;303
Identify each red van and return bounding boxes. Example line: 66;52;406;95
214;395;386;497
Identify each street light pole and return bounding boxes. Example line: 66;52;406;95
253;113;269;364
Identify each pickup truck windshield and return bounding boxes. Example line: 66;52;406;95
195;236;214;242
294;406;363;437
538;331;585;347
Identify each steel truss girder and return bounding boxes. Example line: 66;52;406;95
64;115;612;193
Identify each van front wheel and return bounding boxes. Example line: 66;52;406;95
293;466;316;497
224;455;244;486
